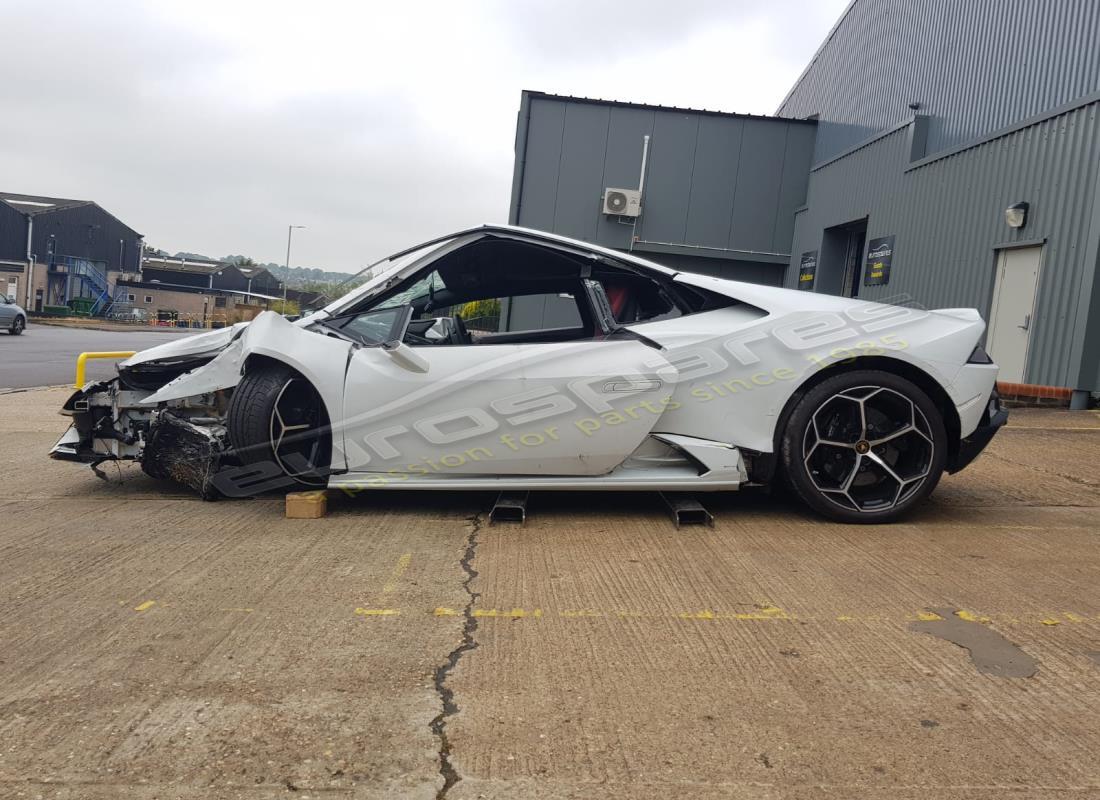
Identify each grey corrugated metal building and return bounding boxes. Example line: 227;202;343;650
510;0;1100;405
509;93;817;285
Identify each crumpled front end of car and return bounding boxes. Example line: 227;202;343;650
50;375;235;499
48;326;252;498
48;313;342;499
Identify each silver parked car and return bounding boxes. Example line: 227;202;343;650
1;294;27;335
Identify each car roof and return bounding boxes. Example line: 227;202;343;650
389;224;681;279
322;225;685;317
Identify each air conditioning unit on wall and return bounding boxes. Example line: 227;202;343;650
602;188;642;217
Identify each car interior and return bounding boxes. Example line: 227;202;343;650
321;235;735;347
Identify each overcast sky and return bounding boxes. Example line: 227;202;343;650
1;1;847;273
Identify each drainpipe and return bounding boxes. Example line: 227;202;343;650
26;255;35;308
629;135;650;252
24;215;33;305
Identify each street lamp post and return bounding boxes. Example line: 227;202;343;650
284;224;305;309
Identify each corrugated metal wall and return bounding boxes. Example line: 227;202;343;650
779;0;1100;163
31;204;143;271
0;203;28;262
511;93;816;280
787;101;1100;390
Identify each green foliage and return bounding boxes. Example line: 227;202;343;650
269;299;300;315
459;297;501;320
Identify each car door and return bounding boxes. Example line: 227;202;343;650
339;316;677;478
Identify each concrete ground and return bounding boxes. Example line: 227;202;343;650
0;325;193;389
1;388;1099;799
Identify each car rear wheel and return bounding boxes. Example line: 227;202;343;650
780;370;947;523
10;315;24;335
227;363;331;487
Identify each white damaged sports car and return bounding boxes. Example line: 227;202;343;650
51;225;1006;522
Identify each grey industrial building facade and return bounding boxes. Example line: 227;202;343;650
509;94;816;285
0;193;143;313
509;0;1100;405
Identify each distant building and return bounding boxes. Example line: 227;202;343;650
0;190;324;327
0;192;142;312
113;256;287;327
285;288;329;312
234;265;283;298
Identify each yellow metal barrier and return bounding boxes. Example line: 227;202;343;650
74;351;136;388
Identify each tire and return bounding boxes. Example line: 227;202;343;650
227;363;331;487
10;315;24;335
780;370;947;523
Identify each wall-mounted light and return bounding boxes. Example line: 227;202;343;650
1005;201;1029;229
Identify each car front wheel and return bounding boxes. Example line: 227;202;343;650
227;363;331;487
10;315;24;335
780;370;947;523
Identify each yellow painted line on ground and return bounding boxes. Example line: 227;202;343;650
953;609;992;623
1005;426;1100;431
679;605;791;621
381;553;412;595
388;607;1100;627
354;607;400;617
473;608;543;618
115;597;1100;628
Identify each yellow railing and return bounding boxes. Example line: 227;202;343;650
74;352;136;389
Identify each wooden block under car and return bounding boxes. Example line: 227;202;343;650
286;491;328;519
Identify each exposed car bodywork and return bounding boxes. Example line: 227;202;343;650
51;225;1005;518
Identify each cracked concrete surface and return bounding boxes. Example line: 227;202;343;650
2;389;1100;799
429;514;482;800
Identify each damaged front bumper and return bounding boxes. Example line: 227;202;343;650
48;312;346;499
50;381;150;463
50;378;232;499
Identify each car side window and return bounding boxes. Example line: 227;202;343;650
321;305;410;346
406;292;585;346
595;275;681;325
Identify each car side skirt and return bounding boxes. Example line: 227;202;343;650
329;463;744;492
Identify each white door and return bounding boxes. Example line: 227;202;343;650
340;340;675;476
6;277;17;303
986;246;1042;383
